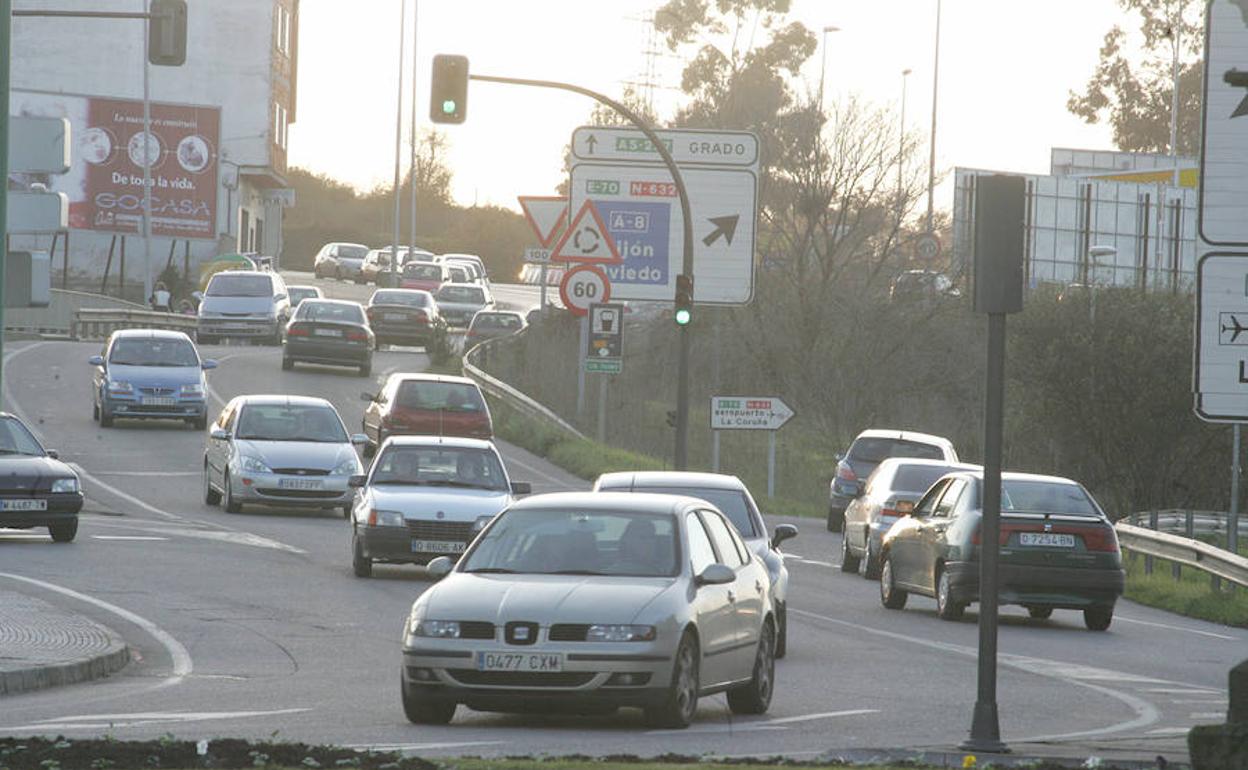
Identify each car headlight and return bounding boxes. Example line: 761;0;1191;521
368;509;404;527
410;619;460;638
586;624;656;642
107;379;132;393
180;383;204;397
239;455;271;474
51;478;79;494
332;457;360;476
472;514;494;532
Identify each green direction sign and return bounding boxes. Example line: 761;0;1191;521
585;359;622;374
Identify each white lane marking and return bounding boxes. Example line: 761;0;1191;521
1147;727;1191;735
646;708;877;735
37;708;311;723
1190;711;1226;720
348;742;505;752
0;571;192;689
92;535;170;542
760;709;879;725
790;607;1162;741
1146;687;1224;695
793;558;838;568
93;471;201;477
1114;614;1241;641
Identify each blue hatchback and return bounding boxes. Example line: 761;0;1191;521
90;329;217;429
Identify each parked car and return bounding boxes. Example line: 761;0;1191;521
360;373;492;456
399;492;778;727
400;261;446;293
828;429;958;532
592;471;798;658
89;329;217;429
878;470;1125;630
365;288;444;348
465;310;526;344
348;436;528;577
313;242;370;281
282;299;374;376
842;458;979;579
435;282;495;327
286;284;322;307
197;270;291;345
0;412;83;542
203;395;365;517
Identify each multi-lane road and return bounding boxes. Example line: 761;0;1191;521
0;273;1242;762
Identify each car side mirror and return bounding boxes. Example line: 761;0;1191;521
695;564;735;586
348;474;367;488
209;427;229;441
360;392;377;402
510;481;532;496
88;355;104;366
201;359;218;370
896;501;915;517
771;524;798;549
426;556;454;579
45;449;59;460
350;433;368;446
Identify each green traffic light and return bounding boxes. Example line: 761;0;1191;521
442;99;457;114
674;308;691;326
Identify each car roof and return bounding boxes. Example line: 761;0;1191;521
947;469;1082;486
110;328;193;341
597;471;746;491
509;491;701;516
439;282;484;289
855;428;955;449
233;394;335;407
329;242;367;249
287;284;319;291
301;298;362;308
473;310;522;318
873;457;979;472
384;435;495;450
385;372;477;387
209;269;271;279
372;288;432;296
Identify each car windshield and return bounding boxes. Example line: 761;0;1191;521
850;437;945;463
297;301;365;324
622;486;757;538
395;381;484;412
370;445;507;491
235;404;348;443
448;267;468;282
0;416;46;456
461;509;679;577
1000;480;1100;517
437;286;485;304
206;274;271;297
472;314;522;331
371;290;429;308
338;245;368;259
109;338;199;367
288;288;319;305
404;263;441;279
891;465;960;494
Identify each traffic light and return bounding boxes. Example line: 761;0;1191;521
148;0;187;66
430;54;469;124
674;273;693;326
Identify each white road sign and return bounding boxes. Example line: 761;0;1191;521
568;126;758;305
518;196;568;247
710;396;795;431
559;264;611;317
6;190;68;234
8;116;70;174
1195;253;1248;421
1199;0;1248;246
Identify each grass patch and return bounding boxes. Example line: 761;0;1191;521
447;762;918;770
1123;551;1248;628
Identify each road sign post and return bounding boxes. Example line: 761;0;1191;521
560;267;612;419
709;396;795;498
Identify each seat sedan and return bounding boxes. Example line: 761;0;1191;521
90;329;217;429
842;457;978;579
203;395;365;517
0;412;83;542
435;282;495;328
348;436;527;576
365;289;444;348
282;298;374;376
399;492;777;728
878;471;1125;630
592;471;797;658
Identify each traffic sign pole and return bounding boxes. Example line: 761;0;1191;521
767;431;777;499
577;315;588;418
0;0;11;401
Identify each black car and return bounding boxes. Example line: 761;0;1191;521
0;413;84;542
283;299;374;377
365;289;445;347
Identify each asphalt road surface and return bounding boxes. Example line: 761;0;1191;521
0;278;1242;761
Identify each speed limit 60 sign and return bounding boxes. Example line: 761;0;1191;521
560;265;612;317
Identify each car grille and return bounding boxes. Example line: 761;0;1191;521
270;468;330;476
406;520;476;541
138;386;176;396
458;621;496;640
445;670;595;688
256;488;340;499
548;624;590;642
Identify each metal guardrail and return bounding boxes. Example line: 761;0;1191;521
1115;522;1248;588
72;308;199;341
461;336;586;441
6;289;146;336
1129;509;1248;537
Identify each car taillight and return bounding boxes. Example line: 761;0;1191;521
287;325;310;337
837;463;857;482
346;330;369;342
1078;527;1120;552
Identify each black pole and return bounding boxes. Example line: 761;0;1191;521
62;230;70;289
469;73;696;469
962;310;1009;754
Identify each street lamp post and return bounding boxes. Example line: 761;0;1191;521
899;68;912;202
389;0;407;288
817;26;840;117
1168;7;1182;187
926;0;942;233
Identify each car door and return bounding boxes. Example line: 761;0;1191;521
890;477;949;588
915;478;967;594
700;509;760;677
684;510;735;689
92;338;112;408
206;400;236;488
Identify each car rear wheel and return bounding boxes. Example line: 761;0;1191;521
1027;606;1053;620
358;359;372;378
1083;606;1113;631
223;472;243;513
935;567;965;621
727;620;775;715
774;602;787;659
862;542;882;580
92;401;99;421
203;463;221;505
99;405;114;428
839;534;860;573
879;554;908;610
826;504;843;532
48;520;78;543
644;631;699;729
401;677;455;724
281;356;294;371
352;531;372;578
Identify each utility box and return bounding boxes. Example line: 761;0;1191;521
973;174;1026;314
5;251;52;308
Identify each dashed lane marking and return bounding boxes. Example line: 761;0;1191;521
91;535;170;542
0;708;312;732
646;708;878;735
1113;614;1241;641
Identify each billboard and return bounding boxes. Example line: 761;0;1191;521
10;89;221;239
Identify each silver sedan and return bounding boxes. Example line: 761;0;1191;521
400;492;778;728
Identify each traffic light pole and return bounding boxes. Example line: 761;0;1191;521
469;73;695;469
0;0;11;404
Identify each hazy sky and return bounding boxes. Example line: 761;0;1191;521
288;1;1134;214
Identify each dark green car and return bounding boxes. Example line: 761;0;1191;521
877;471;1124;631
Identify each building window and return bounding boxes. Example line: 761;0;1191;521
273;102;288;150
276;5;291;57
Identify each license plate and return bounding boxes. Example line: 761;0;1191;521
476;651;564;673
1;499;47;511
411;539;466;554
278;478;323;490
1019;532;1076;548
385;313;406;321
142;397;176;406
313;328;342;337
222;322;248;329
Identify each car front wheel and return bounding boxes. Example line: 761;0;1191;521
222;471;243;513
401;677;455;724
352;531;372;578
935;567;965;621
644;631;699;729
879;554;908;610
49;520;78;543
203;462;221;505
840;534;860;573
727;620;775;715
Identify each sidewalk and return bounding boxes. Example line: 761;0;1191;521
0;589;130;696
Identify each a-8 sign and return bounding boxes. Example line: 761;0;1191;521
559;264;611;317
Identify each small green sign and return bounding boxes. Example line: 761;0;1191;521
615;137;673;154
585;359;622;374
586;179;620;195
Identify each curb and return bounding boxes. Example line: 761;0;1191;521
821;747;1183;769
0;592;131;697
0;641;130;697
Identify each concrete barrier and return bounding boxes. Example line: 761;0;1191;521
5;289;146;336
